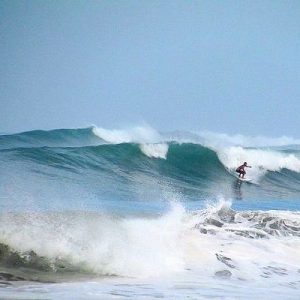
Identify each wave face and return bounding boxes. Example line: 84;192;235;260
1;127;300;210
1;127;300;296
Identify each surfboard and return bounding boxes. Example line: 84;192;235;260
226;167;254;183
235;176;252;183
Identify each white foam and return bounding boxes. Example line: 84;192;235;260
92;126;169;159
196;131;300;181
1;199;300;283
199;131;300;148
139;143;169;159
0;203;187;278
92;126;162;144
216;146;300;181
188;199;300;283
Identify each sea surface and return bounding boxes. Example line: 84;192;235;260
1;126;300;299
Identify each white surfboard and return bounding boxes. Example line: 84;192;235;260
226;167;254;183
236;176;252;183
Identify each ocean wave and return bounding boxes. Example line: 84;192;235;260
217;146;300;182
2;140;300;181
1;201;300;282
1;127;300;202
0;127;102;149
3;126;300;149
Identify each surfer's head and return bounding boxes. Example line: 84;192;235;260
243;162;247;166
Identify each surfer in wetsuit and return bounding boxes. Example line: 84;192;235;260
236;162;252;178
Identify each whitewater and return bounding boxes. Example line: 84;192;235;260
1;126;300;299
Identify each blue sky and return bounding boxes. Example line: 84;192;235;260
1;0;300;136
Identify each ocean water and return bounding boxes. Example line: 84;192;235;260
0;126;300;299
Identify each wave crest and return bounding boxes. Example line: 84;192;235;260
92;126;162;144
139;143;169;159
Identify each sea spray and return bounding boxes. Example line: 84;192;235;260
139;143;169;159
1;200;300;282
0;203;187;278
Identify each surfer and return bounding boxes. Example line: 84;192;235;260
236;162;252;178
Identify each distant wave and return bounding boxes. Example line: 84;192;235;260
4;126;300;149
92;126;300;148
0;127;102;149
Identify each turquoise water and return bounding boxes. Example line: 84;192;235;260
1;127;300;299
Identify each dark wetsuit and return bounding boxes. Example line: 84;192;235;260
236;165;246;176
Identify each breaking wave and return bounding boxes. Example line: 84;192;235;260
0;201;300;283
1;127;300;197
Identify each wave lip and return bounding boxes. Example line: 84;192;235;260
139;143;169;159
92;126;163;144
